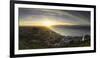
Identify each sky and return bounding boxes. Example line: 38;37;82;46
19;8;90;26
18;8;90;36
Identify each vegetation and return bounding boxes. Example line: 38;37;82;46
19;26;90;50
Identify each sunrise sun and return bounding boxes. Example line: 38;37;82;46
42;20;55;27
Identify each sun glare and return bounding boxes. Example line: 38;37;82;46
42;20;54;27
19;19;75;27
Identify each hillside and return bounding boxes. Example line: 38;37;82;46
19;26;64;49
19;26;90;50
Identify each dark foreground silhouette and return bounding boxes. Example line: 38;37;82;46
19;26;90;50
